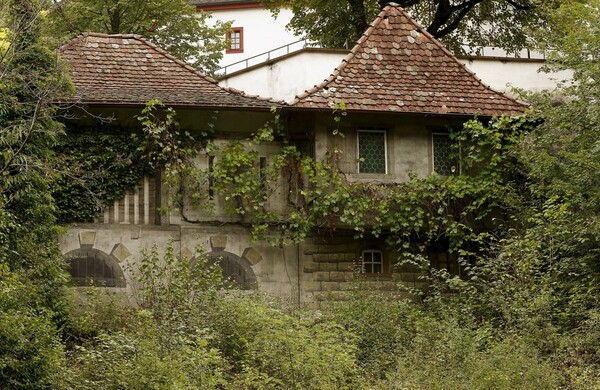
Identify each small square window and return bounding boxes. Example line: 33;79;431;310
361;249;384;274
358;130;387;174
226;27;243;53
432;133;459;175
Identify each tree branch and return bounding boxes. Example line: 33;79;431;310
382;0;420;9
0;98;43;176
504;0;533;10
347;0;369;38
436;0;482;38
428;0;484;38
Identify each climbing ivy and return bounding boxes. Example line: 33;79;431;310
55;98;536;280
52;100;214;223
52;126;155;223
172;107;537;270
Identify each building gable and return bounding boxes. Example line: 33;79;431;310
293;4;528;117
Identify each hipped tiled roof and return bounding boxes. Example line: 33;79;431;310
293;4;528;116
59;33;277;109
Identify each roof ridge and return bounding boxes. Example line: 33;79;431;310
62;33;283;105
292;10;385;105
222;86;287;105
131;36;220;84
133;35;285;104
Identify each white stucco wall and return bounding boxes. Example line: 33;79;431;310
457;57;573;95
219;49;573;103
203;7;302;69
219;49;346;101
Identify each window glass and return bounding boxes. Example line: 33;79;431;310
226;27;243;53
433;133;458;175
358;130;386;173
361;249;384;274
67;251;125;287
230;30;241;50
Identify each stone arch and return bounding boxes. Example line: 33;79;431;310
63;248;126;287
192;250;258;290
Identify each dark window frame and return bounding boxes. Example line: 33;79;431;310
64;248;126;288
360;248;387;275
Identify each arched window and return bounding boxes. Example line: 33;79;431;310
64;248;126;287
192;251;257;290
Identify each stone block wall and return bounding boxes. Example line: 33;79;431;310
299;234;426;304
61;224;436;305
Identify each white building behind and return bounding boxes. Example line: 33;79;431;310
193;0;572;102
193;0;302;69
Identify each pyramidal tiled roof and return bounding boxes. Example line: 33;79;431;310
293;4;528;116
59;33;277;109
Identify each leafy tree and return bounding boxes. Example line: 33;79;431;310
0;0;72;387
508;0;600;326
47;0;232;73
263;0;564;54
0;0;71;294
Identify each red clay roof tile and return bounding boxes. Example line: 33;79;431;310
292;4;528;116
59;33;278;109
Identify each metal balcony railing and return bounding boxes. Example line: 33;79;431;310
217;39;546;77
217;39;321;76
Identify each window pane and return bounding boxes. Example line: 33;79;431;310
228;29;242;51
373;263;382;274
231;31;240;49
358;131;386;173
373;251;382;263
433;134;458;176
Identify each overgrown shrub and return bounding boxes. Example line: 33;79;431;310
0;264;65;389
62;245;360;389
212;296;359;389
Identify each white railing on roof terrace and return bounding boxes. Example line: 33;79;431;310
217;39;547;77
217;39;319;76
459;45;547;60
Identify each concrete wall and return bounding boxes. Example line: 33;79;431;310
219;49;349;101
457;56;573;94
60;224;299;300
303;111;465;182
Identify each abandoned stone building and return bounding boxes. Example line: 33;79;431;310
57;4;527;303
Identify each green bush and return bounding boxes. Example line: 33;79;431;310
332;291;416;380
388;322;563;390
212;296;358;389
0;265;65;389
63;311;225;390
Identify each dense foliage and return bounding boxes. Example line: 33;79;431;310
3;0;600;388
52;126;155;222
0;0;71;387
262;0;562;54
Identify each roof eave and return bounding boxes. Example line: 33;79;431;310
56;100;281;111
283;105;526;118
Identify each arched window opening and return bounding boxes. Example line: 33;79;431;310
64;249;126;287
193;251;257;290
